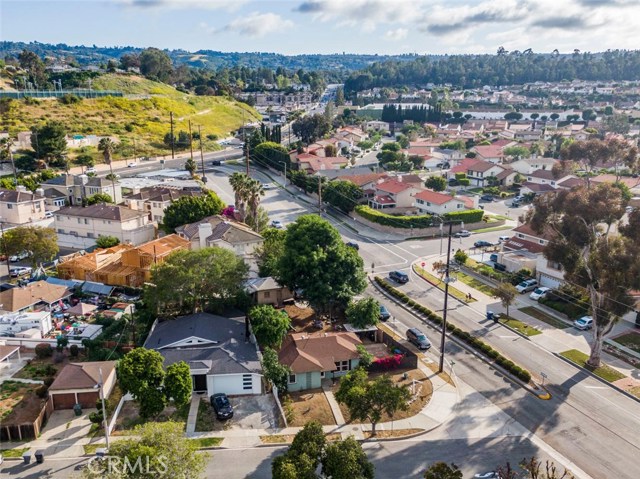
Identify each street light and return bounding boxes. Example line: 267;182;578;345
94;368;110;449
279;161;287;188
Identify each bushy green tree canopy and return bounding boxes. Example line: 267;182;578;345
162;191;224;233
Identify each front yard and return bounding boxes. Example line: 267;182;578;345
610;332;640;353
106;398;190;436
283;389;336;426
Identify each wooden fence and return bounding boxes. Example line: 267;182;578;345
0;395;54;442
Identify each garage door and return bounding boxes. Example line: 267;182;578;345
209;374;244;396
538;273;562;289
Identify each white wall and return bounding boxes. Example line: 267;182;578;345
208;373;261;396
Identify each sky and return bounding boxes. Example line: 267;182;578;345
2;0;640;56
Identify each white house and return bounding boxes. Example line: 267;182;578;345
41;174;123;208
413;190;467;215
55;204;155;249
124;187;202;224
0;187;46;224
144;313;263;397
0;311;52;337
510;157;558;175
466;160;509;187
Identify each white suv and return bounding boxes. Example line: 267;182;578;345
516;279;538;293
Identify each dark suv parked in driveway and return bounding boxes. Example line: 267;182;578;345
210;393;234;420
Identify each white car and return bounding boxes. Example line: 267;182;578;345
574;316;593;330
271;220;284;229
9;251;30;262
262;183;276;190
529;287;551;301
86;166;97;174
127;162;136;168
10;266;32;277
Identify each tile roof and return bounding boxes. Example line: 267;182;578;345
468;160;499;173
503;237;546;254
49;361;117;391
125;187;201;202
0;188;44;203
245;276;284;293
56;204;148;221
521;181;556;193
0;280;72;312
450;158;480;174
512;223;555;241
557;177;586;189
414;189;457;205
335;173;387;187
371;195;396;205
495;168;515;180
473;144;505;159
592;174;640;189
299;156;349;172
528;169;556;180
278;332;361;373
376;179;413;194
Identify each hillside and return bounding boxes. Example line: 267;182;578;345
2;74;260;160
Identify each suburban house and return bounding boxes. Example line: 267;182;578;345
175;215;263;259
465;160;512;187
0;281;73;314
525;169;572;186
413;190;467;215
0;311;52;337
334;172;388;199
471;144;507;163
368;178;421;209
48;361;117;409
245;277;293;307
365;120;390;132
510;157;557;175
519;182;557;196
144;313;263;397
278;331;362;392
54;204;155;249
123;187;202;223
0;187;46;224
41;174;123;208
297;155;349;174
503;223;564;288
57;235;190;287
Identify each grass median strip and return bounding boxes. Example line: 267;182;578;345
188;437;223;449
500;316;542;337
519;306;569;329
413;266;475;303
560;349;626;382
456;271;496;296
470;225;513;234
610;332;640;352
1;448;29;458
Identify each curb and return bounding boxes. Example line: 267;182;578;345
553;353;640;404
369;277;548;399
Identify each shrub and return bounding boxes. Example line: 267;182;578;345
35;343;53;359
36;385;48;398
89;411;104;424
43;376;55;387
52;351;65;364
69;344;79;358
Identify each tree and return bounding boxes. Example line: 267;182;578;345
335;87;345;106
272;421;325;479
519;457;575;479
249;305;291;348
453;249;468;265
423;462;463;479
164;361;192;409
504;146;530;160
117;348;167;418
335;367;410;435
324;144;337;157
146;247;248;316
504;112;523;121
292;114;331;144
85;192;113;205
550;113;560;121
229;172;250;222
322;436;374;479
31;121;67;161
277;215;367;312
139;47;173;82
560;137;637;184
256;228;286;277
161;191;225;233
75;154;95;171
261;347;291;393
603;113;630;135
1;226;58;267
345;297;380;328
493;282;518;317
527;183;640;367
98;137;118;198
95;235;120;249
18;49;47;87
323;180;363;213
246;205;269;234
96;422;206;479
245;178;265;231
425;176;447;192
184;157;197;177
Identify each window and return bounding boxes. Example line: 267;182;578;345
288;374;296;384
320;371;325;378
77;218;82;224
84;218;89;224
242;374;253;391
539;239;545;244
547;260;562;271
6;204;12;209
334;360;350;372
264;291;271;298
517;233;525;239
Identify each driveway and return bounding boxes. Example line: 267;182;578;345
203;395;281;431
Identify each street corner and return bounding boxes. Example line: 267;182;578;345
533;384;552;400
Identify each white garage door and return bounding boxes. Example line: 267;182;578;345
538;273;562;289
208;374;260;396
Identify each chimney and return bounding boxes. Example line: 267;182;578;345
198;222;213;250
35;188;44;196
79;174;89;185
16;185;27;192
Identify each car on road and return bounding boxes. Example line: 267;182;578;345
262;182;276;190
45;211;54;218
210;160;222;166
498;235;511;243
271;220;284;229
480;194;495;202
127;162;136;168
515;278;538;293
10;266;32;277
574;316;593;330
210;393;234;420
474;240;493;248
406;328;431;350
389;271;409;284
453;229;471;238
86;166;97;174
379;305;391;321
474;472;501;479
346;241;359;250
529;287;551;301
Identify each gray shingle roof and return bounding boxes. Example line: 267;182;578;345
56;204;147;221
0;188;44;203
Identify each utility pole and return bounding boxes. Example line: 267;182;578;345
98;368;110;449
198;125;206;183
438;221;454;374
245;142;250;177
188;120;194;162
0;221;11;278
169;111;175;159
318;177;322;214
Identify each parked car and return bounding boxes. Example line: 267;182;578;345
498;235;511;243
529;287;551;301
345;241;359;250
44;211;54;218
10;266;32;277
509;200;521;208
127;162;136;168
480;194;495;202
210;160;222;166
574;316;593;330
379;305;391;322
406;328;431;350
515;278;538;293
9;251;30;262
474;472;501;479
453;229;471;238
210;393;234;420
86;166;97;174
389;270;409;284
474;240;493;248
262;182;276;190
271;220;284;229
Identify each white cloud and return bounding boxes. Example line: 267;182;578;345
210;12;294;38
121;0;247;11
385;28;408;41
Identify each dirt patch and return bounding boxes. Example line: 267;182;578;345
0;381;45;424
260;432;342;444
363;428;424;439
284;389;337;426
285;303;346;333
337;368;433;424
423;362;456;387
13;356;71;381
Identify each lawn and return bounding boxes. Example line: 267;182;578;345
456;271;497;296
413;266;476;303
471;225;514;234
0;448;28;458
188;437;223;449
109;399;190;436
610;332;640;353
519;307;570;329
260;433;341;444
83;444;101;455
500;316;542;337
13;358;66;381
560;349;626;382
284;389;337;426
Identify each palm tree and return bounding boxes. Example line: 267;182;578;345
229;172;249;221
98;138;117;204
245;178;265;230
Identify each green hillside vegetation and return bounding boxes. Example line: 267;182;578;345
1;74;259;162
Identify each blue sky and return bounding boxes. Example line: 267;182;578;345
2;0;639;55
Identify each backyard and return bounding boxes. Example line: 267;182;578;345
0;381;45;424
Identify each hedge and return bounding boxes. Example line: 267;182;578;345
374;276;532;383
355;205;485;230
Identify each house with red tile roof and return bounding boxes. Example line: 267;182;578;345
298;156;349;174
466;160;511;187
472;143;507;163
413;190;467;215
368;178;421;209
